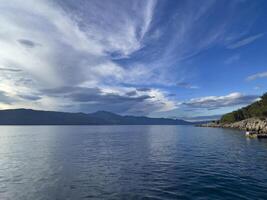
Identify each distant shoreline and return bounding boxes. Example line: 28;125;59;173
0;108;194;125
0;124;194;126
197;117;267;134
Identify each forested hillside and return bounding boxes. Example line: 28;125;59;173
220;93;267;123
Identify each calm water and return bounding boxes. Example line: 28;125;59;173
0;126;267;200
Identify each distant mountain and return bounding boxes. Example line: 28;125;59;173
0;109;192;125
221;93;267;123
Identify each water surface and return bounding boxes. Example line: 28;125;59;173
0;125;267;200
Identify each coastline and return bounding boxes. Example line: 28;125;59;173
197;117;267;134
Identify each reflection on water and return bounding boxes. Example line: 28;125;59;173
0;125;267;200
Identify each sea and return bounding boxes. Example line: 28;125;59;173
0;125;267;200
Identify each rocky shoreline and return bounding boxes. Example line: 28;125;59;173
197;117;267;134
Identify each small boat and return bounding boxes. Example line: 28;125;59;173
245;131;258;138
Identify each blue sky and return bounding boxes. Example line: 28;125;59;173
0;0;267;120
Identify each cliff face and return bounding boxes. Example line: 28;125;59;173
199;118;267;133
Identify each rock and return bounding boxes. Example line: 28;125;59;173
197;117;267;134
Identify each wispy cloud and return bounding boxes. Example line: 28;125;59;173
183;92;259;110
182;114;222;122
0;0;264;116
57;0;157;58
0;0;158;87
246;71;267;81
18;94;41;101
224;54;240;64
227;33;264;49
0;68;22;72
17;39;40;48
176;82;199;89
0;91;15;104
0;0;168;113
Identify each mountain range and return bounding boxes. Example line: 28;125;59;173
0;109;193;125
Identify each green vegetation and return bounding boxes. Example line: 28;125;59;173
220;93;267;123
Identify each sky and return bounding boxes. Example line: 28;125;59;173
0;0;267;121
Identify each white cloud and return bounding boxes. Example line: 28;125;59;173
183;92;259;110
0;0;157;87
0;0;263;116
0;0;164;113
246;71;267;81
58;0;157;58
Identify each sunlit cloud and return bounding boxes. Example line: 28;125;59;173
0;0;265;117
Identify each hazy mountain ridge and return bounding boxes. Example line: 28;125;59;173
0;109;192;125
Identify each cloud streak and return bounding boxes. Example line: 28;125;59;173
182;114;222;122
17;39;40;48
0;0;159;87
0;91;15;104
183;92;259;110
247;71;267;81
40;86;175;115
0;68;22;72
176;82;199;89
0;0;264;117
227;33;264;49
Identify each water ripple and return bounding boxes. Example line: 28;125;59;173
0;125;267;199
